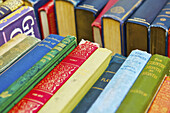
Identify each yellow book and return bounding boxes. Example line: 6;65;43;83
39;48;112;113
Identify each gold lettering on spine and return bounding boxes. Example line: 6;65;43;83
101;78;110;82
40;59;46;63
0;10;5;15
130;89;147;97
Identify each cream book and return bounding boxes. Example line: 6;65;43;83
39;48;112;113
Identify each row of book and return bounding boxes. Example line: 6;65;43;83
0;33;169;112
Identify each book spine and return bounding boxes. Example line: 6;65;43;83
87;50;151;113
148;76;170;113
0;35;40;73
116;54;170;113
72;54;126;113
169;29;170;58
9;41;99;113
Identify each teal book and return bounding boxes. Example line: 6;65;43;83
0;35;77;112
116;54;170;113
87;50;151;113
126;0;168;55
72;54;126;113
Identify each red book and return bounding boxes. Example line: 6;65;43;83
148;76;170;113
38;0;57;39
9;41;99;113
91;0;118;47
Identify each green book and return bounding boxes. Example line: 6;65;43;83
0;35;77;112
0;34;40;73
116;54;170;113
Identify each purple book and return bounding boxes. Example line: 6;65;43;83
0;6;41;46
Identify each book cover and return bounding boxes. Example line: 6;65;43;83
0;6;41;46
39;48;112;113
0;0;24;19
116;54;170;113
92;0;118;47
0;34;65;94
102;0;144;56
0;35;77;113
76;0;109;42
126;0;168;55
72;53;126;113
148;76;170;113
0;34;40;73
149;1;170;57
87;50;151;113
9;40;99;113
24;0;50;38
54;0;84;37
38;0;57;39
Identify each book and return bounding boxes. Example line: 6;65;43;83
149;1;170;57
0;0;24;19
38;48;112;113
102;0;144;56
38;0;57;39
87;50;151;113
0;6;41;46
76;0;109;42
9;40;99;113
126;0;168;56
116;54;170;113
92;0;118;47
148;76;170;113
24;0;50;38
0;34;40;73
72;53;126;113
54;0;84;37
0;35;77;113
0;34;65;94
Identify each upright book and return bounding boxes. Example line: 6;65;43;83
116;54;170;113
38;0;57;39
76;0;109;42
54;0;84;37
9;40;99;113
38;48;112;113
92;0;118;47
102;0;144;56
0;6;41;46
72;53;126;113
126;0;168;55
0;35;77;113
87;50;151;113
149;1;170;57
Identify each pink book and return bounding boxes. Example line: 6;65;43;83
91;0;118;47
9;40;99;113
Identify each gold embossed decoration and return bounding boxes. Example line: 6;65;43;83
160;18;166;21
111;6;125;14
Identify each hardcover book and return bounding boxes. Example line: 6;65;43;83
0;35;77;113
148;76;170;113
149;1;170;57
87;50;151;113
102;0;144;56
38;0;57;39
72;53;126;113
76;0;109;42
126;0;168;55
0;6;41;46
9;40;99;113
55;0;84;37
0;34;40;73
92;0;118;47
0;34;65;94
116;54;170;113
39;48;112;113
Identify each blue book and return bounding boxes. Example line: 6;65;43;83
101;0;144;56
87;50;151;113
149;1;170;57
72;54;126;113
0;34;65;94
126;0;168;55
76;0;109;42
